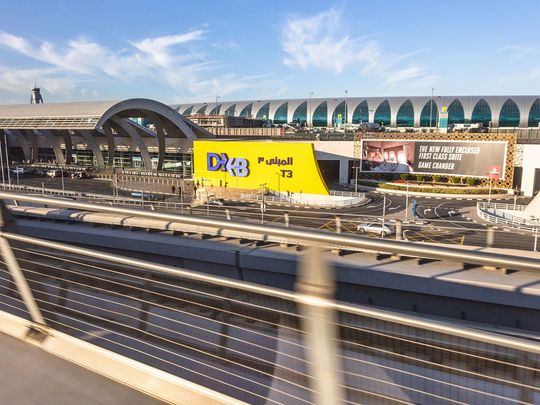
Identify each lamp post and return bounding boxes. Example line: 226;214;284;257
260;183;267;224
4;132;10;187
354;165;359;194
531;216;539;252
344;90;348;128
275;172;281;196
381;194;387;238
429;88;434;131
215;96;220;116
0;134;4;186
405;182;410;220
309;92;314;128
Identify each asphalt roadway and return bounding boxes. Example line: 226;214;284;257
12;174;538;252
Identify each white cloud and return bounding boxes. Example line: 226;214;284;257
0;30;265;101
281;7;436;88
497;45;538;59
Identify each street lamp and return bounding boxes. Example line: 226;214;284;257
259;183;267;224
309;92;314;128
4;131;10;187
381;194;387;238
344;90;348;128
405;182;410;220
531;216;539;252
215;96;220;116
429;88;434;131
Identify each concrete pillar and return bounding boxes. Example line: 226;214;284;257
486;225;495;248
339;159;350;185
395;219;403;241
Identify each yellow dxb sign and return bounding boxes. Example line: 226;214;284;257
193;140;329;195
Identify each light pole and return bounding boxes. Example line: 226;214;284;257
344;90;348;128
0;134;5;186
513;187;520;212
60;167;65;191
429;88;434;131
309;92;314;128
215;96;220;116
354;165;359;194
4;131;11;187
275;172;281;196
405;182;410;220
487;167;499;204
381;194;387;238
531;216;539;252
260;183;266;224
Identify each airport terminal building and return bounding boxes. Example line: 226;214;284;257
174;95;540;128
1;94;540;196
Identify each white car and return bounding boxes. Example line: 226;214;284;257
357;223;394;236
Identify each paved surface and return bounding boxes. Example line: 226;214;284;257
0;331;163;405
15;174;538;252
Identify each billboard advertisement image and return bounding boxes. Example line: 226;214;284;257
194;140;329;195
361;139;507;177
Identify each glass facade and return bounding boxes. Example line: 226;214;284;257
498;99;520;127
396;100;414;127
196;105;208;114
256;103;270;120
528;99;540;127
209;104;222;115
331;101;345;126
182;106;193;115
273;102;288;124
420;100;438;127
374;100;391;126
352;101;369;123
471;99;492;127
239;104;252;118
447;99;465;124
312;101;328;127
224;104;236;116
292;102;307;125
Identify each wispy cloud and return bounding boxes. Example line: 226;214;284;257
497;45;538;60
0;30;263;101
281;7;436;88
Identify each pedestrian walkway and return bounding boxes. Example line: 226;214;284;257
0;331;162;404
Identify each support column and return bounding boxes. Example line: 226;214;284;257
40;130;66;165
80;130;105;170
144;111;167;171
102;122;116;168
60;130;73;164
110;118;153;170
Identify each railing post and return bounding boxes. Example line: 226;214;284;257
284;212;289;228
0;211;46;326
486;225;495;248
335;215;341;234
395;219;403;241
225;208;231;221
296;245;344;405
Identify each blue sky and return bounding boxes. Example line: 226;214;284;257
0;0;539;104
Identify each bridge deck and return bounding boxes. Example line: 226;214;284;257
0;331;163;405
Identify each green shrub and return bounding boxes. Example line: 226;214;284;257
432;175;441;182
450;176;462;184
399;173;409;181
465;177;478;186
416;174;425;182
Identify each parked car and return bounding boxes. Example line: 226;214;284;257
11;167;26;174
46;169;65;178
71;171;92;179
208;198;224;206
357;223;394;236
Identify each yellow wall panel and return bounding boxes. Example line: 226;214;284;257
193;140;329;195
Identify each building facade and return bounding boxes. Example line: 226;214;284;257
173;96;540;129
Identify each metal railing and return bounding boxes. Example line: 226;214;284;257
240;193;367;208
477;202;538;231
0;193;538;403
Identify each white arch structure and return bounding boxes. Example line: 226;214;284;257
0;98;213;170
173;95;540;129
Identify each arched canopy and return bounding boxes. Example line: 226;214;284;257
239;103;252;118
292;102;307;124
528;99;540;127
420;100;438;127
396;100;414;127
273;102;288;124
331;101;345;126
0;98;213;170
447;99;465;125
374;100;391;126
255;103;270;120
498;98;520;127
312;101;328;127
471;98;492;127
352;101;368;124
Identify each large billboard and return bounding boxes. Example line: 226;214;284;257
361;139;507;177
194;140;329;195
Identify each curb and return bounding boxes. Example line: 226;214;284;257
357;185;512;200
